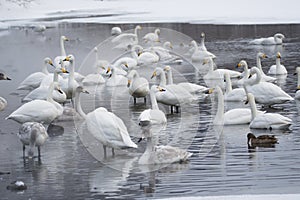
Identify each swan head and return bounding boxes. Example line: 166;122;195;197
200;32;205;38
93;47;98;53
44;57;54;67
276;52;281;59
0;72;11;80
164;41;173;49
274;33;285;39
63;55;75;63
61;35;69;41
151;68;164;79
202;57;213;65
189;40;197;48
75;86;89;94
294;67;300;75
53;82;64;94
155;28;160;35
257;52;268;59
163;65;171;72
237;60;247;68
136;25;142;31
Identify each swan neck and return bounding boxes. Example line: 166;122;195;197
68;61;75;86
46;83;55;102
42;62;50;75
53;70;59;82
75;91;87;119
276;58;281;73
214;88;224;124
131;50;138;60
256;56;262;71
166;70;173;85
150;89;159;110
249;96;257;120
297;72;300;87
158;71;167;87
225;75;232;93
253;68;261;84
60;38;66;56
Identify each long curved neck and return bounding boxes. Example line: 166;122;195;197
208;59;214;72
75;91;87;119
242;63;249;81
131;50;138;60
46;84;55;103
60;38;66;56
225;74;232;93
214;88;224;125
150;89;159;110
53;70;59;82
249;96;257;120
200;37;206;50
276;57;281;74
252;68;261;84
42;62;50;75
158;70;167;87
256;56;263;71
297;71;300;87
165;70;173;85
68;61;75;88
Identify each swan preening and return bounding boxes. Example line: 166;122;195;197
250;33;285;45
74;86;137;157
18;122;48;158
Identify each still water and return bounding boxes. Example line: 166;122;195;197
1;23;300;199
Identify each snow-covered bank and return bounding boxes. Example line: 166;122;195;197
0;0;300;27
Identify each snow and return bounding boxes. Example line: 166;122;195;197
160;194;300;200
0;0;300;27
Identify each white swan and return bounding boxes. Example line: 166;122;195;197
17;57;52;90
111;26;122;36
250;33;285;45
106;66;128;87
138;85;167;127
148;41;182;64
82;47;106;86
247;93;292;129
199;32;208;51
164;65;208;94
138;129;192;165
6;82;64;124
112;25;142;51
190;40;216;62
295;67;300;100
203;57;241;80
0;96;7;111
0;72;11;80
127;70;150;103
75;86;138;156
113;55;138;73
236;60;250;87
151;67;195;113
63;55;80;99
54;35;69;67
143;28;160;44
18;122;48;158
245;67;293;106
224;72;246;102
256;52;277;82
267;52;287;75
132;45;159;66
22;66;68;103
211;86;264;125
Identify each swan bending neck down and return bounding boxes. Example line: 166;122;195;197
75;86;137;157
138;129;192;165
18;122;48;158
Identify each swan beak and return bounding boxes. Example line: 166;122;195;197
127;80;131;87
297;86;300;91
157;86;166;92
63;56;70;62
61;67;69;73
277;52;281;58
236;63;242;68
262;54;268;59
151;71;157;79
207;88;214;94
164;66;170;71
6;77;11;80
58;88;64;94
137;137;145;143
124;63;129;68
106;67;111;74
137;51;142;56
156;39;161;43
202;59;208;65
248;74;252;79
83;89;89;94
244;99;249;104
64;37;69;41
48;60;54;67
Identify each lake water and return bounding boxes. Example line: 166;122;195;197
1;23;300;199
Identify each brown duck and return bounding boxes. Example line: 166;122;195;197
247;133;278;147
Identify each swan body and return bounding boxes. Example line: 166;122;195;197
256;52;277;82
111;26;122;36
190;40;216;62
148;41;181;63
143;28;160;44
62;55;80;99
127;70;150;101
17;57;52;90
212;86;264;125
6;82;64;124
138;85;167;127
224;72;246;101
152;67;195;107
132;45;159;66
295;67;300;100
112;25;141;50
0;96;7;111
18;122;48;158
245;67;293;106
106;67;128;87
203;57;241;80
268;52;288;75
250;33;285;45
75;86;137;156
247;93;292;129
139;130;192;165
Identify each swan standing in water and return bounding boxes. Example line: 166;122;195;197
203;57;241;80
244;67;293;106
138;129;192;165
250;33;285;45
224;72;246;102
267;52;288;75
246;93;292;129
294;67;300;100
112;25;142;51
106;66;128;87
18;122;48;158
6;82;64;125
17;57;53;90
151;67;195;113
143;28;160;44
190;40;216;62
63;55;80;100
127;70;150;104
256;52;277;82
164;65;209;94
138;85;167;127
210;86;264;125
74;86;138;157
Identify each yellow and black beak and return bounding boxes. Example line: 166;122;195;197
63;56;70;62
262;54;268;59
277;53;281;59
205;88;214;94
151;71;157;79
157;86;166;92
248;74;252;79
106;67;111;74
61;67;69;73
127;80;131;87
48;60;54;67
124;63;129;68
202;59;208;65
236;63;242;68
